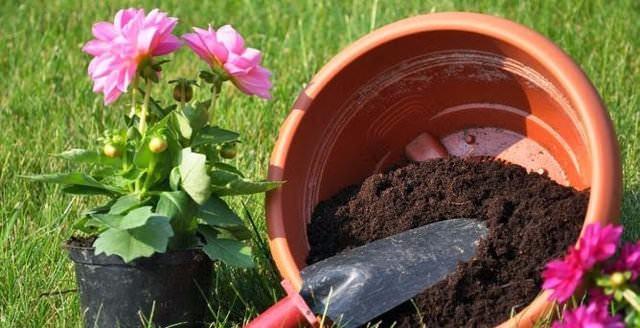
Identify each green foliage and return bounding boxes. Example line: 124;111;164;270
210;170;282;196
93;216;174;262
191;126;239;147
198;196;244;227
25;78;282;265
179;148;211;204
200;225;255;268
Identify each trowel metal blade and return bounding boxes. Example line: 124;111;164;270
299;218;487;328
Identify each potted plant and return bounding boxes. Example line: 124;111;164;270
24;8;278;327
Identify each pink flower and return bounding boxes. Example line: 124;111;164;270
182;25;272;99
552;301;623;328
578;223;623;269
542;246;585;303
612;241;640;280
589;288;613;308
83;8;182;104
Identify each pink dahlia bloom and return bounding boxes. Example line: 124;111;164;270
612;241;640;280
551;301;623;328
83;8;182;104
542;246;585;303
589;288;613;309
578;223;623;269
182;25;272;99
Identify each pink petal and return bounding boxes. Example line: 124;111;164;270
224;48;261;74
136;27;157;54
83;40;110;56
114;8;142;30
224;53;253;75
89;55;116;78
92;22;117;41
216;25;245;54
121;9;145;37
103;86;123;105
117;63;136;92
92;76;107;92
143;8;162;25
183;33;212;62
152;34;182;56
195;27;228;62
241;48;262;66
232;65;272;99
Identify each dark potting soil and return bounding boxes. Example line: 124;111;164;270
307;157;588;327
67;235;97;248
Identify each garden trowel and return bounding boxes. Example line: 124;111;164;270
246;218;487;328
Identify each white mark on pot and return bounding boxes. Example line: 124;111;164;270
464;134;476;145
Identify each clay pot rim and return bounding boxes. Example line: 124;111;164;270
267;12;621;327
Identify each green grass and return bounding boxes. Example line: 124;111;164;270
0;0;638;327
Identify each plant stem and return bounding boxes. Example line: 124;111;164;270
139;80;153;134
129;76;139;118
208;77;225;126
140;159;157;195
209;85;218;126
623;289;640;312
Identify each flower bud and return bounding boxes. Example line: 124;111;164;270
610;272;627;289
220;143;237;159
149;136;168;153
111;135;124;145
103;143;121;158
173;82;193;102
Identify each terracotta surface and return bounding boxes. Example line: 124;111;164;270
267;12;622;327
405;132;448;162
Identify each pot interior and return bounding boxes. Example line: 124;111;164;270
276;30;590;267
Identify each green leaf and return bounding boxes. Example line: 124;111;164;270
82;201;117;217
93;216;174;263
199;226;254;268
179;148;211;204
183;103;209;131
157;191;191;219
211;162;245;177
191;126;239;147
169;167;181;191
22;172;122;193
56;148;121;167
92;206;154;230
98;170;139;193
157;191;199;248
215;225;252;241
174;112;193;140
73;216;107;234
109;194;143;215
62;185;114;196
198;196;243;227
210;170;283;196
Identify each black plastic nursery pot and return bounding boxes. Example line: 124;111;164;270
67;244;212;328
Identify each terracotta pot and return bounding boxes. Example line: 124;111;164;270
267;12;621;327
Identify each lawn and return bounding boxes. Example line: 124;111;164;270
0;0;638;327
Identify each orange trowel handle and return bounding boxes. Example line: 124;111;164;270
245;280;318;328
